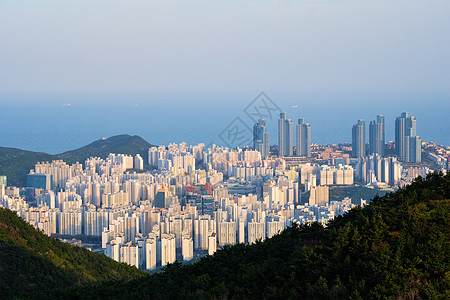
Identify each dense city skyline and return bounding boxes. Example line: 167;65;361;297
2;109;448;269
1;1;449;297
2;131;448;270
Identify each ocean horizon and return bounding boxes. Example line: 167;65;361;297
1;94;448;154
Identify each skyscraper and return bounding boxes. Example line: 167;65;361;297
278;113;293;156
395;115;407;161
0;176;6;186
278;113;286;156
253;119;269;158
286;118;293;156
409;136;422;163
352;119;365;158
369;115;385;156
296;118;311;157
395;112;421;162
378;114;385;147
264;131;270;157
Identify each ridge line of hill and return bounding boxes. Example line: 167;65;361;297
0;134;156;187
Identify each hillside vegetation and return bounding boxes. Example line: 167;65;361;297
58;134;153;165
328;185;388;203
59;172;449;299
0;208;147;299
0;134;155;187
0;148;56;188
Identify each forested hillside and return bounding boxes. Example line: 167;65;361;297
0;208;147;299
0;134;155;186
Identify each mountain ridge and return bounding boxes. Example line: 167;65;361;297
0;134;156;187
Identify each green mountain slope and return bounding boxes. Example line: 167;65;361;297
58;134;154;165
0;208;147;299
0;134;155;187
0;147;57;188
61;172;449;299
329;185;388;202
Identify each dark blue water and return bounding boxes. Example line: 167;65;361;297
1;93;448;154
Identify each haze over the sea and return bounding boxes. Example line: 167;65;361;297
1;92;448;154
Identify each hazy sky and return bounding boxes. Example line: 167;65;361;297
1;0;449;104
0;1;449;151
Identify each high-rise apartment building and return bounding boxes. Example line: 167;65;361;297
309;185;329;206
295;118;311;157
134;154;144;170
395;112;421;162
253;119;269;158
409;136;422;163
208;232;217;255
182;234;194;261
352;120;366;158
160;233;176;266
0;176;6;186
278;113;293;156
369;115;385;156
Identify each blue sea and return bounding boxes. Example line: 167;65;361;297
1;93;449;154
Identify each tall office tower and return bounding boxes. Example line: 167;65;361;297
278;113;293;156
369;115;385;156
253;119;269;158
395;112;421;162
295;118;311;157
352;120;366;158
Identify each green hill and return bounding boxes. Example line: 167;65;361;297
58;172;449;299
0;134;155;187
329;185;388;203
0;147;57;188
58;134;154;165
0;208;147;299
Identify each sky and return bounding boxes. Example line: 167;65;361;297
0;0;449;152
